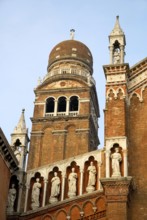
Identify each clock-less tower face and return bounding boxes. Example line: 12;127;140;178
27;39;100;170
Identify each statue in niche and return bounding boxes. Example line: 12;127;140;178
113;48;120;64
7;184;17;212
68;167;77;198
31;178;41;210
49;172;61;203
14;147;21;164
111;147;122;177
86;161;96;193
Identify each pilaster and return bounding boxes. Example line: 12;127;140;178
100;177;133;220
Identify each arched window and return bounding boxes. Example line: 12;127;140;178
58;97;66;112
70;96;79;111
46;97;55;113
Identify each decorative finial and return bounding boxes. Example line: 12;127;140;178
22;109;25;113
116;15;119;20
70;29;75;40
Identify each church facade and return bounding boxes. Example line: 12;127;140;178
5;17;147;220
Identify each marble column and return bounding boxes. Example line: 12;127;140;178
61;171;66;201
24;184;30;212
42;178;48;207
106;150;110;178
79;168;84;195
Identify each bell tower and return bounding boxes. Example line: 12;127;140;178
103;16;129;178
27;32;100;170
109;15;126;64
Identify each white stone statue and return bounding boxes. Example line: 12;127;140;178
113;48;120;64
31;178;41;210
111;147;122;177
49;172;61;203
86;161;96;193
7;184;16;212
68;167;77;198
14;147;21;163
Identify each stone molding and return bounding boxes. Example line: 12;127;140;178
100;177;132;202
0;128;18;173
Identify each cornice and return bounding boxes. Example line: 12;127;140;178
0;128;18;173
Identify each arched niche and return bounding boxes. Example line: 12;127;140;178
65;161;80;199
110;143;123;177
8;175;19;212
82;200;94;217
83;156;97;193
95;196;106;212
55;209;67;220
69;204;81;220
28;172;43;211
47;167;61;204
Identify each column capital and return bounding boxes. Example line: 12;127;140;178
100;177;133;202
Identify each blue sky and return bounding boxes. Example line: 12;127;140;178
0;0;147;147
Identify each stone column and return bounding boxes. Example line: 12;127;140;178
79;168;84;195
17;183;23;212
123;149;128;177
61;171;66;201
109;46;113;64
54;100;58;116
42;178;48;207
106;150;110;178
98;162;102;190
66;98;70;116
120;45;124;63
24;184;30;212
100;177;132;220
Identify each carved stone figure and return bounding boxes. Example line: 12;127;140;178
49;172;60;203
7;184;16;212
14;147;21;163
113;48;120;64
68;167;77;198
31;178;41;210
111;147;122;177
86;161;96;193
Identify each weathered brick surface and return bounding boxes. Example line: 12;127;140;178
0;155;11;220
127;88;147;219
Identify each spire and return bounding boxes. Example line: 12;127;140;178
13;109;27;134
110;16;124;36
109;16;126;64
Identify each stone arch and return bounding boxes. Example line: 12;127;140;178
129;92;141;104
55;209;67;220
57;96;67;112
116;87;125;99
45;96;55;114
41;214;53;220
95;196;106;212
69;204;81;220
106;88;116;100
141;83;147;101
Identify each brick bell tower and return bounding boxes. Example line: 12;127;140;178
27;30;100;170
101;16;132;220
103;16;128;178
